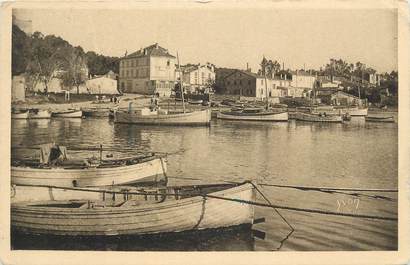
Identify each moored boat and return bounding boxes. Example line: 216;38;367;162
12;153;167;187
11;110;29;119
11;182;255;236
52;109;83;118
365;115;395;123
188;99;203;105
334;106;368;116
82;108;110;118
28;109;51;119
294;112;343;123
217;108;288;121
114;108;211;126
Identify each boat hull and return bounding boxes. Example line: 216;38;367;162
294;112;343;123
11;157;167;187
217;111;288;121
11;183;255;236
12;112;29;119
52;110;83;118
82;109;110;118
29;110;51;119
114;109;211;126
335;107;368;116
365;116;395;123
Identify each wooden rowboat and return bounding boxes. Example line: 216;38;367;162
52;109;83;118
11;110;29;119
217;108;288;121
11;182;256;236
114;108;211;126
294;112;343;123
11;154;167;187
82;108;110;118
365;115;395;123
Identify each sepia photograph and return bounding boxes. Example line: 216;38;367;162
1;0;408;263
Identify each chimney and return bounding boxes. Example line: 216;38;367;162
155;43;158;48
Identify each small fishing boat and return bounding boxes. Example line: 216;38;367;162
217;108;288;121
333;106;368;116
115;108;211;126
188;99;203;105
11;110;29;119
52;109;83;118
11;182;255;236
82;108;110;118
365;115;395;123
28;109;51;119
294;112;343;123
12;152;167;187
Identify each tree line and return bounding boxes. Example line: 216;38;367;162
12;24;119;93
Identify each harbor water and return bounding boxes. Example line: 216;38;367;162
11;116;398;251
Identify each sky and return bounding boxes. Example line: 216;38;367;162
13;8;398;73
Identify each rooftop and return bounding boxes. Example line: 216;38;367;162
123;43;175;59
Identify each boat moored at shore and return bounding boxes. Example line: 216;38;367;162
52;109;83;118
11;182;255;236
12;153;167;187
217;108;288;121
114;108;211;126
294;112;343;123
12;110;29;119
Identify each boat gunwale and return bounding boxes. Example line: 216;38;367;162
11;156;162;174
11;182;253;214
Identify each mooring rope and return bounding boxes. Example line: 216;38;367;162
248;182;294;251
258;183;398;193
204;194;397;221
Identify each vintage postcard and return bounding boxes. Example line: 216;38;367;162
0;0;409;264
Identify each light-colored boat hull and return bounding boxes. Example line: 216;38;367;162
11;157;167;187
217;111;288;121
12;112;29;119
114;109;211;126
11;183;255;236
52;110;83;118
294;112;343;123
334;107;368;116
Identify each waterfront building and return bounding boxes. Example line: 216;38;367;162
290;70;316;89
85;76;119;94
176;63;215;93
12;75;25;102
223;70;281;101
316;90;363;106
119;43;176;97
214;67;237;93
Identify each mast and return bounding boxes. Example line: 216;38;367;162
264;72;269;110
177;52;186;113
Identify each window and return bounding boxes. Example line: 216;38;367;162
239;80;242;85
167;60;170;66
227;81;230;85
126;70;129;77
261;79;264;85
131;69;134;77
248;80;251;85
131;60;134;67
234;81;237;85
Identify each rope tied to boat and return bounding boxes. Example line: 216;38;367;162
248;182;294;251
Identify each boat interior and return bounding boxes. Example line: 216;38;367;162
11;153;160;169
15;182;241;209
